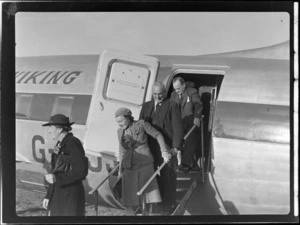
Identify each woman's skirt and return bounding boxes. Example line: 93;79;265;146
122;163;161;207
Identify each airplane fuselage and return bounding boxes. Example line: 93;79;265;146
15;43;291;214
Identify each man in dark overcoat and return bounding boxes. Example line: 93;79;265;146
42;114;87;216
139;81;183;214
171;77;203;172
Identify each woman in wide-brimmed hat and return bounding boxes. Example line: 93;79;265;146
42;114;87;216
115;107;171;214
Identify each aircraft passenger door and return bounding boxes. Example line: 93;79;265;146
84;50;159;159
169;65;226;172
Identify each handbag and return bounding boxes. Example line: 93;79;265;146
113;178;122;201
52;153;72;173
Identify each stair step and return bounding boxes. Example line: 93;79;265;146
177;177;192;181
176;188;188;192
177;170;200;175
176;191;186;200
135;213;163;216
176;182;193;189
176;172;200;180
173;173;203;215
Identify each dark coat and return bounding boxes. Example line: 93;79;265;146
139;99;183;151
171;87;203;120
45;133;86;216
139;98;184;207
171;87;203;167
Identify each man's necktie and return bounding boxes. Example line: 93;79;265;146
155;103;161;112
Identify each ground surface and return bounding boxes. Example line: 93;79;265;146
16;188;134;217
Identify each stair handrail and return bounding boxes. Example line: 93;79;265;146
137;161;167;196
137;120;201;198
136;118;204;215
200;116;205;182
184;124;197;140
89;163;120;195
89;163;120;216
183;116;204;141
136;121;200;198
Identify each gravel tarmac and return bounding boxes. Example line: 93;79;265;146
16;188;135;217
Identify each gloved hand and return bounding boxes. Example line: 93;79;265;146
45;174;56;184
170;147;179;156
162;151;171;163
42;198;49;210
194;117;201;128
170;148;182;166
177;150;182;166
117;171;123;180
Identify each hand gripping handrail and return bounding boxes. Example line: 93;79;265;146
136;122;202;215
136;120;200;198
89;164;120;195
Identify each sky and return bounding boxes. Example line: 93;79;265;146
15;12;290;57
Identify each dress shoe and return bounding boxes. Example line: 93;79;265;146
162;205;176;215
178;164;190;173
190;164;201;171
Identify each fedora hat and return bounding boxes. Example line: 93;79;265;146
42;114;74;126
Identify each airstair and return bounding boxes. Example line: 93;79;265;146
89;162;207;216
89;117;210;216
89;117;207;216
172;170;204;215
132;166;205;216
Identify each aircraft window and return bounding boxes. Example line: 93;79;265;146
71;95;91;125
16;94;33;118
31;94;55;121
51;96;74;118
105;61;150;106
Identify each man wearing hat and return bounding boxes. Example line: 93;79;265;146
42;114;87;216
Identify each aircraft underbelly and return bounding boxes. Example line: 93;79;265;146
185;137;290;215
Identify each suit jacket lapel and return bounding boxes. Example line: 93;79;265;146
131;121;140;139
159;99;170;122
117;128;124;143
181;91;188;108
147;100;155;117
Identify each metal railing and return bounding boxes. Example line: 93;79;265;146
200;116;205;183
136;118;204;215
136;162;167;197
136;161;167;215
89;164;119;216
89;116;205;216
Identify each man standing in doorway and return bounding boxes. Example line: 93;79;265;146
139;81;183;215
171;77;203;173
